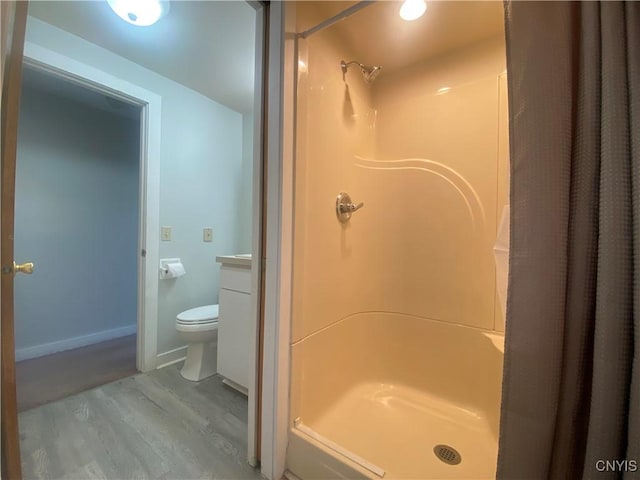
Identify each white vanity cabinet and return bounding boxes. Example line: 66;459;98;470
216;255;252;395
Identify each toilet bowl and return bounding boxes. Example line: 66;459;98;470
176;304;219;381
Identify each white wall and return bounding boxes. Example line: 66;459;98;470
14;84;139;360
25;17;249;358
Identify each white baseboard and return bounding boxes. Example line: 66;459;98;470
16;324;137;362
156;345;187;369
222;378;248;396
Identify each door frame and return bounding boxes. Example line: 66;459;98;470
21;42;162;373
259;1;294;479
246;0;267;468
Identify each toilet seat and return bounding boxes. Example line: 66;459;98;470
176;304;219;325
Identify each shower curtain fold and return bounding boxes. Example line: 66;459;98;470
498;2;640;479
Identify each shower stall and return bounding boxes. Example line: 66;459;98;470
287;2;509;478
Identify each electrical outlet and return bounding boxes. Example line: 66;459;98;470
161;226;172;241
203;228;213;243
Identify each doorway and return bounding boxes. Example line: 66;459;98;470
19;42;163;379
14;65;143;411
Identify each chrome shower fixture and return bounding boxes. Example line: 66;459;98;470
341;60;383;83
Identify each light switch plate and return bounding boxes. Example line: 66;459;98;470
203;228;213;242
161;226;172;241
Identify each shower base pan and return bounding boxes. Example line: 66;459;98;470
288;382;498;479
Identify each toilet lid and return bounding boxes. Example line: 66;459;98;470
177;304;219;324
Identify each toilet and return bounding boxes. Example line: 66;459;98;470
175;304;219;381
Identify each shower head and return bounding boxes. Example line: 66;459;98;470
362;65;382;83
341;60;383;84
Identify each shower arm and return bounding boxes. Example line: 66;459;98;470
341;60;363;75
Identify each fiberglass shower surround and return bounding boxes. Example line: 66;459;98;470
287;1;509;479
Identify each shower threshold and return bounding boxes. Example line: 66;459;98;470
294;420;385;477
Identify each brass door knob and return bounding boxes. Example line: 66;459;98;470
13;261;34;275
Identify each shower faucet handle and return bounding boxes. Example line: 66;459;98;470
349;202;364;212
336;192;364;223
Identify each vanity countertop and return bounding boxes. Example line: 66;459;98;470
216;254;252;267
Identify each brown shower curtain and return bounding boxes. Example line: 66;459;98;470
498;1;639;479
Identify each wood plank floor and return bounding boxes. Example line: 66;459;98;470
17;335;138;412
19;364;262;480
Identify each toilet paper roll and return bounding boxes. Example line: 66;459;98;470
160;262;186;279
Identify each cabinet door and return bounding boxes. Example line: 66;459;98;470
217;288;251;389
219;265;251;293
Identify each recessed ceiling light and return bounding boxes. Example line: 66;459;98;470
107;0;170;27
400;0;427;21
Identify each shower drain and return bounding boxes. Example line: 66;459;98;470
433;445;462;465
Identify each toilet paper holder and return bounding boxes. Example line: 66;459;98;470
160;258;180;274
159;258;186;279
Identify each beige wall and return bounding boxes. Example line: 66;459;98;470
291;11;376;343
496;72;510;330
369;36;508;332
293;35;508;342
290;12;509;425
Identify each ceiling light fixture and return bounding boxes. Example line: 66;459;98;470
107;0;170;27
399;0;427;21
